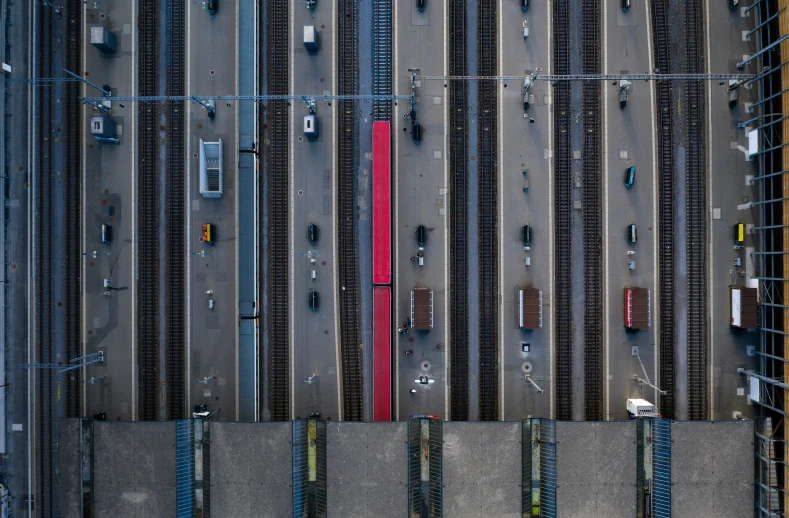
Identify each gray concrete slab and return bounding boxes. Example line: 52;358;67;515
236;0;260;423
442;422;521;518
185;0;240;421
394;0;448;420
706;0;760;421
603;0;659;420
671;421;754;517
4;0;34;505
500;0;553;421
290;0;342;421
58;419;82;517
556;421;637;518
327;422;407;516
82;0;138;421
93;422;176;517
210;422;292;517
358;0;375;423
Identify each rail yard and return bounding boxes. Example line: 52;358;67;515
2;0;787;515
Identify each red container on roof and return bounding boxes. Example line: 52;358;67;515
372;122;392;285
373;287;392;421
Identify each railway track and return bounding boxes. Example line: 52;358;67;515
581;0;603;421
372;0;392;121
477;0;498;421
448;0;469;421
138;0;160;421
64;0;82;421
650;0;676;419
553;0;573;421
338;0;364;421
35;4;55;514
34;1;83;513
262;0;290;421
684;0;707;420
165;0;186;420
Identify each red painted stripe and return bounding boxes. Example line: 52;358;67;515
373;287;392;421
372;122;392;285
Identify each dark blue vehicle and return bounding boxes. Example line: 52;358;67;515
624;166;635;189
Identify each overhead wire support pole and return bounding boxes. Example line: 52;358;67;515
79;94;414;103
416;73;756;82
78;96;111;115
62;68;111;96
737;35;789;69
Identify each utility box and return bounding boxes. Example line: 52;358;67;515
624;287;650;332
303;25;319;52
410;288;433;331
518;287;542;329
730;286;758;329
90;26;117;54
303;114;319;140
90;116;116;138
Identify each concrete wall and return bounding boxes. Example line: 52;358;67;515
58;419;756;516
556;421;637;518
443;422;522;518
672;421;754;517
210;422;292;517
327;422;407;517
58;418;82;516
93;421;176;518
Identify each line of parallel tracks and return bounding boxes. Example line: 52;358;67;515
138;0;161;421
166;0;186;420
448;0;469;420
582;0;603;421
338;0;364;420
372;0;392;121
684;0;707;420
553;0;573;420
263;0;290;421
64;0;82;421
650;0;675;419
477;0;498;421
35;2;82;513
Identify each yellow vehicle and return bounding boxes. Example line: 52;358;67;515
201;223;214;244
733;222;744;245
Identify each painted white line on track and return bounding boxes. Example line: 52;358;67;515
443;0;449;421
548;0;555;419
290;0;296;421
332;0;342;422
498;0;504;421
704;0;714;419
235;0;241;420
394;0;400;421
645;0;660;408
81;0;87;418
185;0;193;419
28;1;37;504
131;0;138;421
603;0;610;421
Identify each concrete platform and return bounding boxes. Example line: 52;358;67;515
671;421;754;517
393;0;449;421
186;0;240;420
499;0;553;422
602;0;660;421
93;421;176;517
327;422;407;516
289;0;342;421
556;421;637;518
442;422;521;518
81;0;138;422
210;422;292;517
